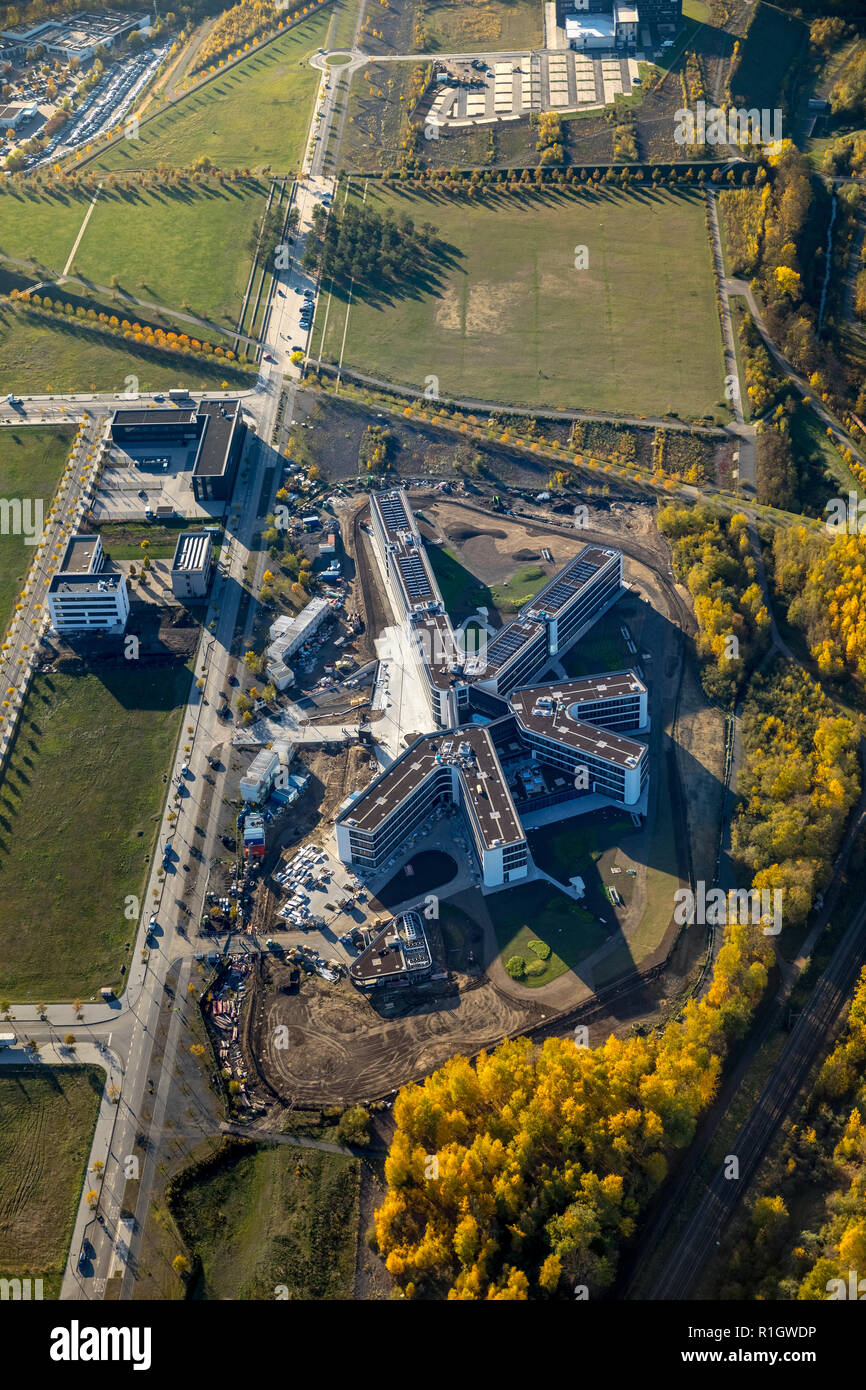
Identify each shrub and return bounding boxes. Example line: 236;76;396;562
527;940;551;961
525;959;546;977
504;955;526;980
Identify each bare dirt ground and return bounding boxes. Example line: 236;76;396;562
248;961;539;1104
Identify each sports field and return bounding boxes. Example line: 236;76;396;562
312;186;726;418
85;10;330;175
0;665;193;1000
0;426;72;635
0;1066;103;1299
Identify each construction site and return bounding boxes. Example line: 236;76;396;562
215;480;720;1111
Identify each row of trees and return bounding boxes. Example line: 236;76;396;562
8;288;244;363
375;906;775;1298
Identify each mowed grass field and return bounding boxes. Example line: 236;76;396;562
169;1141;360;1300
0;426;72;635
0;188;91;271
489;880;607;987
85;10;330;175
312;186;726;417
0;1066;103;1298
0;179;267;327
0;666;193;1000
75;181;267;326
418;0;541;51
0;304;249;395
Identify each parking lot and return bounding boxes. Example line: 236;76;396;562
424;49;642;131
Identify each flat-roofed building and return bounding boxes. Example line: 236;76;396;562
191;399;244;502
265;597;331;690
60;532;103;576
510;670;648;734
508;689;648;806
240;748;280;804
336;725;528;888
369;487;468;728
47;571;129;635
170;530;212;600
338;489;651;887
109;398;246;505
349;911;432;991
465;544;623;696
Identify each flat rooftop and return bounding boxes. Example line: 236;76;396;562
467;545;620;678
340;724;524;850
60;533;100;574
111;408;198;429
512;670;646;707
172;531;211;573
518;545;619;619
510;691;647;769
193;399;241;477
49;572;124;597
371;488;441;607
350;911;431;984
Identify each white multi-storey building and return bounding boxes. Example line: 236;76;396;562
338;491;652;889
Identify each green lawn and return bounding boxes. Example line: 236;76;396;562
74;181;267;327
0;1066;103;1299
561;617;634;678
488;880;608;988
416;0;541;52
0;303;249;395
312;185;725;417
491;564;547;613
96;519;224;563
85;12;330;175
0;426;72;635
169;1140;360;1300
328;0;361;51
0;187;92;273
425;541;494;620
0;666;193;1000
0;180;267;327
